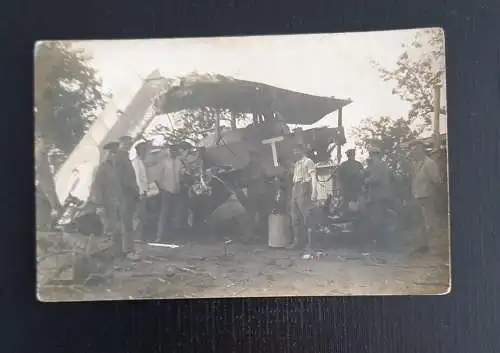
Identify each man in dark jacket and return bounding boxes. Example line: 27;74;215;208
115;136;140;259
338;149;364;210
93;142;123;258
93;138;140;261
241;150;271;239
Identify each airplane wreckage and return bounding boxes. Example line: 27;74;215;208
43;71;353;236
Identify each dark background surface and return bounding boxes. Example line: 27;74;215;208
1;0;500;352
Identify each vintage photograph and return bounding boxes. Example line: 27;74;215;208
35;28;450;301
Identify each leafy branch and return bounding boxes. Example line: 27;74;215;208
370;28;446;126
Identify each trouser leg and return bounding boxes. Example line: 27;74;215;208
290;192;303;247
259;193;272;235
119;200;135;253
156;191;168;241
418;197;438;248
364;200;388;249
106;204;123;258
157;191;174;241
289;183;311;249
135;198;148;242
99;212;110;237
245;194;262;238
176;189;189;231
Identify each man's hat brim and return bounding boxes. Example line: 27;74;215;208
103;142;119;150
118;135;133;142
368;147;381;153
407;139;425;147
135;141;149;150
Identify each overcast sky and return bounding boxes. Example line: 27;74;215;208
75;29;444;150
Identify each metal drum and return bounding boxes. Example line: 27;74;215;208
268;214;290;248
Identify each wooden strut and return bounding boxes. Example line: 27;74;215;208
433;85;442;151
336;108;343;164
262;136;285;167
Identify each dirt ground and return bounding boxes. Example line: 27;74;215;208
38;229;450;301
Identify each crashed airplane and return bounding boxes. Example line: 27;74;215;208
50;71;352;230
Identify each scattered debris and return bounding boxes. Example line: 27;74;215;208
37;231;112;286
178;266;216;280
301;251;326;260
223;239;232;257
272;258;294;268
165;266;176;277
38;237;450;300
147;242;181;248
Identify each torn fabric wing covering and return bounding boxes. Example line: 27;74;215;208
154;75;352;125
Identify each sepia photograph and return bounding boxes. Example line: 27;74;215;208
35;28;450;301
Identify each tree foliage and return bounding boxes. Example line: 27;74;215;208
352;116;420;177
34;41;104;211
147;107;248;146
371;28;445;126
34;41;105;158
352;116;421;203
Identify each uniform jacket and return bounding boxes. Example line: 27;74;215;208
92;153;139;205
365;159;392;201
338;159;364;193
411;156;440;199
114;151;140;200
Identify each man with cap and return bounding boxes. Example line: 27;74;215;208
408;140;441;253
92;141;129;258
363;146;393;247
287;145;317;250
131;141;157;242
113;136;141;259
240;149;272;239
338;148;365;213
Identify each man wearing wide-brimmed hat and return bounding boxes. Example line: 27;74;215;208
407;139;441;254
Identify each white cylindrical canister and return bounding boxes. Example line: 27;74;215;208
268;214;291;248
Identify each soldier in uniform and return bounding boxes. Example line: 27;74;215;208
338;149;365;213
363;146;393;247
93;139;140;261
408;140;442;253
241;150;272;239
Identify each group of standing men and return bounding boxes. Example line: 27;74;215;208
90;134;442;258
285;141;443;254
91;136;185;262
336;142;443;253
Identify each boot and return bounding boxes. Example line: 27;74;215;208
286;227;301;249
